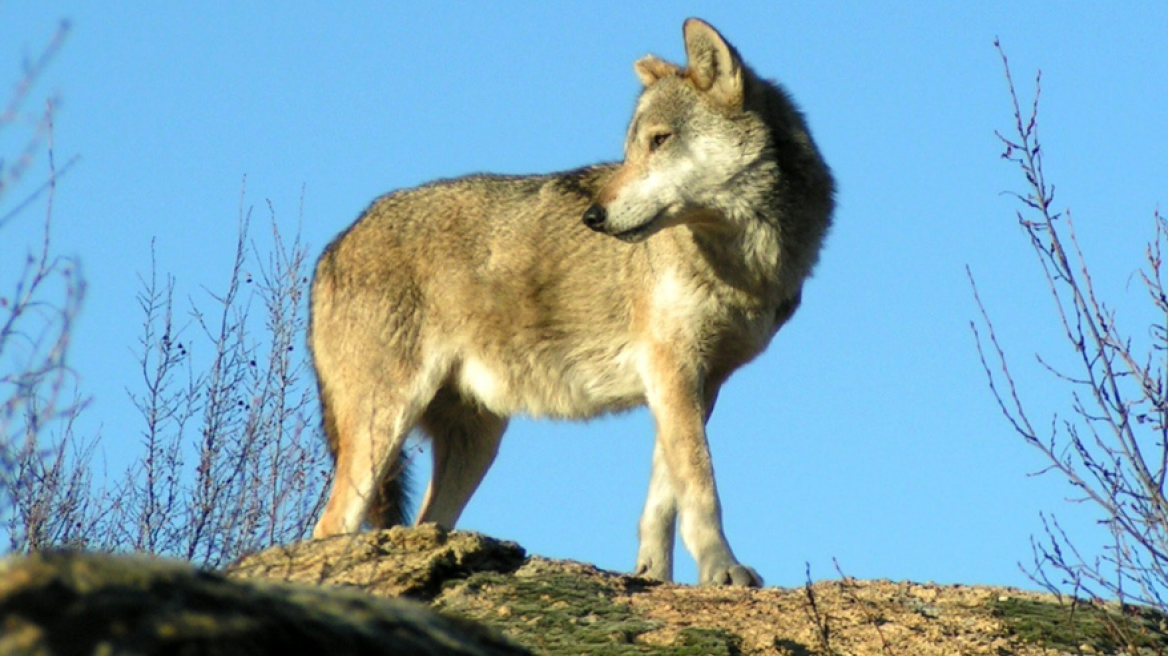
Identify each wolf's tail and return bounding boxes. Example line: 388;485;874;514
369;451;412;527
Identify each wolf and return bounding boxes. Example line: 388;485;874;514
309;18;834;587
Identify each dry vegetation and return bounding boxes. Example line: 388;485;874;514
971;42;1168;620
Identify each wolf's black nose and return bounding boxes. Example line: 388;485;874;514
582;204;607;231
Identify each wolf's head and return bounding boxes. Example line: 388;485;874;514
582;18;786;243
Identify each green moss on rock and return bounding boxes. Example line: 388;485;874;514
991;596;1168;653
436;570;740;655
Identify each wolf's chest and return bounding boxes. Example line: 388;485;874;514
647;268;780;355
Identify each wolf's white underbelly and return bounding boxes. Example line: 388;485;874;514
455;347;645;419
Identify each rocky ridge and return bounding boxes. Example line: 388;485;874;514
3;525;1166;655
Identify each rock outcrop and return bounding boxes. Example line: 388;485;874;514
4;525;1167;655
0;534;529;656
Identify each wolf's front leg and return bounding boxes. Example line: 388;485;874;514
635;440;677;581
642;344;763;587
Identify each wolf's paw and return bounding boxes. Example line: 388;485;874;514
701;563;763;587
633;558;673;582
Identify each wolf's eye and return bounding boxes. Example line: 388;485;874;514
649;132;672;150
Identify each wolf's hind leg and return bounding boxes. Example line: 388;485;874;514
414;385;508;529
313;350;447;538
313;390;426;537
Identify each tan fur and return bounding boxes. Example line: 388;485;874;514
309;18;834;587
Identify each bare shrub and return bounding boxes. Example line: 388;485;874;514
0;20;94;552
5;185;328;566
93;185;330;567
971;41;1168;613
2;21;327;568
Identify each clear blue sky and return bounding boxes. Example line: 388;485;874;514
3;2;1167;589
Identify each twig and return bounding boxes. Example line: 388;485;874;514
834;558;896;655
803;562;836;655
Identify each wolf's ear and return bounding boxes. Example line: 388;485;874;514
682;18;744;106
634;55;680;87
